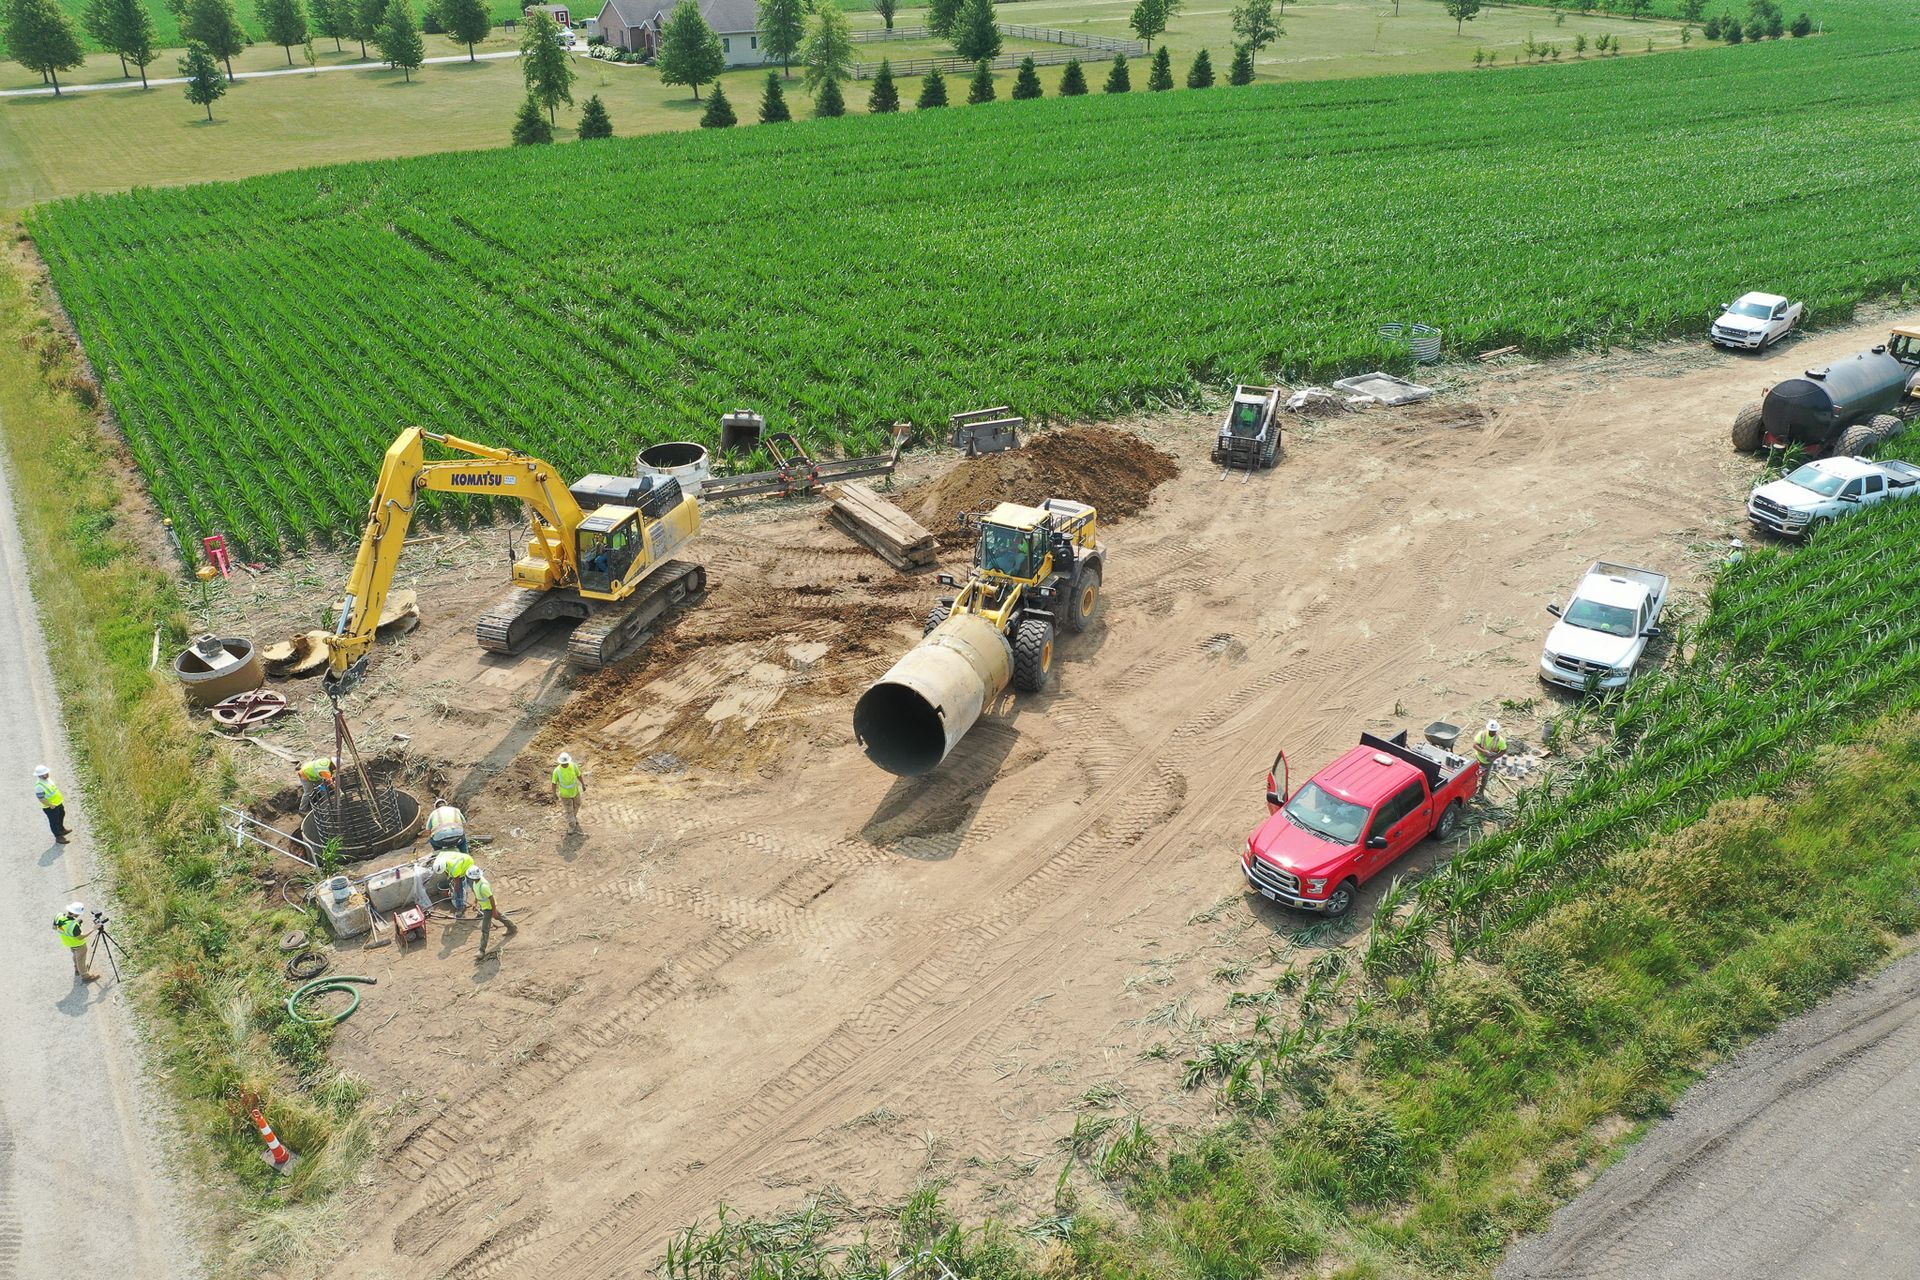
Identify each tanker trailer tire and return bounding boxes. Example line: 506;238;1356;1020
1731;403;1765;453
1837;422;1878;457
1066;563;1102;635
1013;619;1055;693
924;604;951;636
1869;414;1905;446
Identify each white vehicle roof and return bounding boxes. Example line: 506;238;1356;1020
1800;456;1879;479
1734;291;1789;308
1575;573;1650;608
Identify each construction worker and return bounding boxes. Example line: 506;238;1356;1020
469;867;518;960
34;766;72;843
1473;718;1510;796
1726;537;1745;565
297;756;338;810
54;902;97;982
427;798;475;912
552;752;584;834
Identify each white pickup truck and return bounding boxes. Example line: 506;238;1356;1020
1747;455;1920;537
1711;292;1803;351
1539;562;1669;692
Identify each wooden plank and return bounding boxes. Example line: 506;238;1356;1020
831;483;935;549
827;509;935;570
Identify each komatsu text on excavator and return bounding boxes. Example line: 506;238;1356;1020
324;428;704;697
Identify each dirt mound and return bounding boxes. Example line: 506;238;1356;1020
904;426;1178;540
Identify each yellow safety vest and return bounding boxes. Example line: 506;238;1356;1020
472;877;496;911
55;915;86;948
436;850;475;880
426;806;465;836
552;764;582;798
298;759;333;783
35;779;63;808
1473;731;1508;765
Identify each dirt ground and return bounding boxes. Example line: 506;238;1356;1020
218;315;1904;1279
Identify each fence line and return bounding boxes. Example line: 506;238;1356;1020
995;22;1144;52
852;46;1139;78
850;24;933;41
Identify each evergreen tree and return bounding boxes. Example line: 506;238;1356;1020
1102;51;1128;91
1058;56;1085;93
576;91;612;136
6;0;84;93
800;3;851;94
350;0;384;54
80;0;127;78
865;57;897;111
104;0;158;85
1185;46;1211;86
522;9;577;117
657;0;723;98
926;0;960;37
259;0;308;63
1147;43;1171;88
916;65;947;107
179;39;226;115
700;79;736;124
183;0;245;78
759;69;790;120
1226;41;1252;83
813;73;844;115
439;0;488;60
376;0;423;77
1229;0;1274;53
511;93;553;141
756;0;802;74
314;0;348;50
966;57;993;102
953;0;997;60
1010;53;1040;98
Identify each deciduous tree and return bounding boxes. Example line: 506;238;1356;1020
966;56;993;101
376;0;423;76
1230;0;1274;53
1128;0;1178;50
1103;50;1128;91
179;39;226;115
511;93;553;140
183;0;245;78
1185;46;1211;85
759;69;790;118
658;0;722;97
260;0;308;62
314;0;349;50
6;0;84;93
577;90;612;135
953;0;997;60
81;0;128;78
440;0;489;60
1146;42;1171;87
700;79;736;123
1227;41;1252;82
1011;52;1040;97
104;0;158;83
1444;0;1480;33
350;0;385;56
865;58;897;111
523;8;578;115
927;0;960;38
916;64;947;106
1058;56;1085;93
756;0;802;74
870;0;895;30
800;3;851;94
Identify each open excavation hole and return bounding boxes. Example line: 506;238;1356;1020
854;682;947;777
301;788;422;861
639;441;708;469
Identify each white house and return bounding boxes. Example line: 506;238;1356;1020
593;0;767;64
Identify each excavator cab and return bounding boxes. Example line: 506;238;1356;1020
576;510;645;597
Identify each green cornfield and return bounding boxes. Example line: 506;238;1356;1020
30;1;1919;557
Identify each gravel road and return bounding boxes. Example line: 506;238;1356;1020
0;444;200;1277
1500;948;1920;1280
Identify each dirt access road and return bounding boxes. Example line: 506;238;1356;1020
1500;947;1920;1280
244;317;1897;1279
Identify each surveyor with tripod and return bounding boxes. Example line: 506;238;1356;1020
54;903;96;982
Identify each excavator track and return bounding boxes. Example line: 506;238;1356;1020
564;560;708;670
474;588;592;655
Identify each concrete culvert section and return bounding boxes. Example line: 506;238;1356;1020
855;613;1013;776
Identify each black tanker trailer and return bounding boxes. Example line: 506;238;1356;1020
1732;326;1920;456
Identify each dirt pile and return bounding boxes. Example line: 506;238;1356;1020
904;426;1179;540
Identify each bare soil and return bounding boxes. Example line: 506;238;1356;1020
225;317;1902;1280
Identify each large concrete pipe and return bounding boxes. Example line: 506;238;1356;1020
854;612;1013;776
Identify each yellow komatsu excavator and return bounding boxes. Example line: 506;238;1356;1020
323;427;704;697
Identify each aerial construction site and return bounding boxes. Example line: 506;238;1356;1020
145;317;1826;1278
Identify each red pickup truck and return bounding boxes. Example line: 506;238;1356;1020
1240;728;1480;918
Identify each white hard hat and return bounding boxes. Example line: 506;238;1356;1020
1487;719;1501;735
1730;538;1744;548
66;901;84;915
34;765;49;778
557;752;573;765
465;867;484;881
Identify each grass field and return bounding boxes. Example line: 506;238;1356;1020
28;7;1907;558
0;0;1696;206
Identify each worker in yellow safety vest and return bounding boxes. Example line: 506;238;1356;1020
552;752;584;835
34;766;73;843
297;757;338;810
1473;719;1509;796
468;868;518;960
54;902;97;982
427;798;475;912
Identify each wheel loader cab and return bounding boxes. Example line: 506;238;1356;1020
978;507;1049;583
576;507;644;597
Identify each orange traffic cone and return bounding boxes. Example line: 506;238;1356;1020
250;1106;299;1174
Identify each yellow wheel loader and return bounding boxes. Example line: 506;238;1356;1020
854;499;1103;775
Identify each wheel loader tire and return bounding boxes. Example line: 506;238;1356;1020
1012;618;1055;693
1837;422;1878;458
924;604;951;636
1869;414;1905;445
1730;403;1765;453
1066;563;1102;635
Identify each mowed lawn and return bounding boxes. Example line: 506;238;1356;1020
0;0;1689;207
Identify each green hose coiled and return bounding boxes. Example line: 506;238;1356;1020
286;975;377;1025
